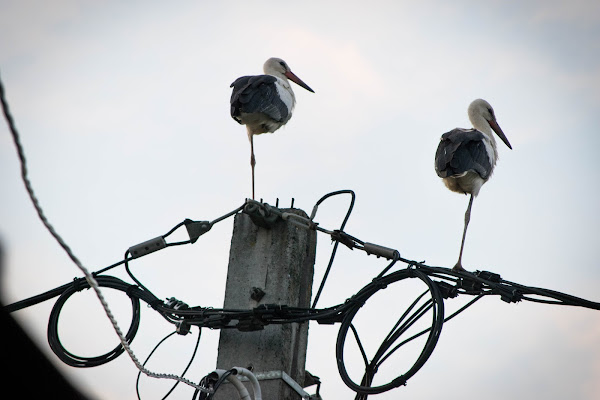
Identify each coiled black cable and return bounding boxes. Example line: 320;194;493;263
46;275;160;368
335;268;444;395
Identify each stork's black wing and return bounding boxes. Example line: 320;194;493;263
230;75;289;124
435;128;492;180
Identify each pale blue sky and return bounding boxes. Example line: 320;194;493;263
1;1;599;399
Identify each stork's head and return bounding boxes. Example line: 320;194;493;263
263;58;314;93
468;99;512;149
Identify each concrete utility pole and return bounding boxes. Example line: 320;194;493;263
215;208;317;399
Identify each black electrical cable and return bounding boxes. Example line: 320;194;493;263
379;293;484;369
46;275;160;367
5;280;78;313
374;253;400;279
124;250;158;300
4;219;201;314
311;190;356;308
349;323;369;367
94;256;133;275
335;268;444;395
136;331;177;400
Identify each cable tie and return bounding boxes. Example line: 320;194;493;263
366;364;379;374
125;284;138;298
391;375;407;387
369;278;388;290
149;299;164;310
71;277;88;292
475;270;502;282
345;295;367;309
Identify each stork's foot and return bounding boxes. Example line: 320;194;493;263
452;262;467;272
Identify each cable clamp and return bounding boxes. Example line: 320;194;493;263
331;230;359;250
184;219;212;243
363;242;400;260
165;297;190;310
244;200;281;228
128;236;167;259
255;303;288;315
236;316;265;332
458;276;483;292
176;321;191;335
496;285;523;303
475;270;502;282
434;280;459;299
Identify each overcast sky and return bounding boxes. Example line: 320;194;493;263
1;1;599;399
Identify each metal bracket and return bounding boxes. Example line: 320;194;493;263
184;219;212;243
232;370;320;399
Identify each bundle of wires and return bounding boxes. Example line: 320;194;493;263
46;275;159;367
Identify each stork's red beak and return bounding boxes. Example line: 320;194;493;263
489;119;512;149
284;70;314;93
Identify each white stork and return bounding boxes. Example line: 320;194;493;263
230;57;314;199
435;99;512;271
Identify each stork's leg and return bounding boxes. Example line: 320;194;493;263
249;132;256;200
454;194;474;271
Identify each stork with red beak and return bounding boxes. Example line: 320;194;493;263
435;99;513;271
230;57;314;199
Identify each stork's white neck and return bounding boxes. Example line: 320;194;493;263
263;61;288;83
469;112;492;137
265;69;294;95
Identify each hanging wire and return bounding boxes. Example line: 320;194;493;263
311;189;356;308
136;327;202;400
